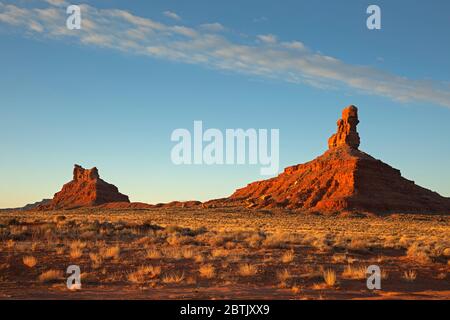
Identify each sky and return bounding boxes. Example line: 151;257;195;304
1;0;450;208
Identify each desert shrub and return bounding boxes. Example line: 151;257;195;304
39;270;63;283
347;238;368;251
281;250;295;264
162;271;185;284
211;248;229;259
70;247;83;259
406;243;432;264
403;270;417;282
23;256;37;268
70;240;87;250
322;269;337;287
331;253;347;263
342;265;367;280
245;232;265;248
199;264;216;279
442;248;450;257
182;247;195;259
166;234;193;246
89;253;103;268
277;269;292;282
162;247;182;260
101;246;120;260
146;248;162;259
128;265;161;283
239;263;258;277
262;232;292;249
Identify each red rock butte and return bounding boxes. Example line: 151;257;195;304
223;105;450;214
39;165;129;210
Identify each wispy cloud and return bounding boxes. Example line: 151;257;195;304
1;1;450;108
45;0;68;6
199;22;225;32
163;10;181;21
257;34;277;44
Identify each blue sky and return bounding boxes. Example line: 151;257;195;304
1;0;450;208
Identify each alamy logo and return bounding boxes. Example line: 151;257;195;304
66;265;81;290
66;5;81;30
171;121;280;175
366;265;381;290
366;5;381;30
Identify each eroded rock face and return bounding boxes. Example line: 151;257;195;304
328;105;360;149
39;165;129;210
222;105;450;214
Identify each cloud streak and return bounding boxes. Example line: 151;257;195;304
163;10;181;21
1;1;450;108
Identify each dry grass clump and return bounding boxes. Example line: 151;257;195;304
245;233;265;248
55;246;65;255
347;238;368;251
162;271;185;284
166;234;192;246
262;232;292;248
341;265;367;280
442;248;450;257
69;239;87;259
199;264;216;279
239;263;258;277
331;253;347;263
194;253;205;263
23;256;37;268
38;269;63;283
182;247;195;259
89;253;103;268
403;270;417;282
146;248;162;259
128;265;161;284
322;269;337;287
162;247;182;260
70;240;87;250
311;236;332;252
6;239;15;249
211;248;229;258
30;242;39;251
70;247;83;259
291;285;301;294
281;250;295;264
406;243;432;264
101;246;120;260
277;268;292;282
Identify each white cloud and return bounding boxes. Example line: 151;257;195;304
163;10;181;21
257;34;277;44
1;1;450;109
199;22;225;32
282;41;307;51
44;0;67;6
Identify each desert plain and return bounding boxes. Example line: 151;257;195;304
0;207;448;300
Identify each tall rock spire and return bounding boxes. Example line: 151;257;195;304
328;105;360;149
222;104;450;214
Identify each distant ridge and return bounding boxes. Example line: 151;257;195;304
15;105;450;215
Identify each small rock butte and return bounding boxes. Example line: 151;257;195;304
39;165;129;210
